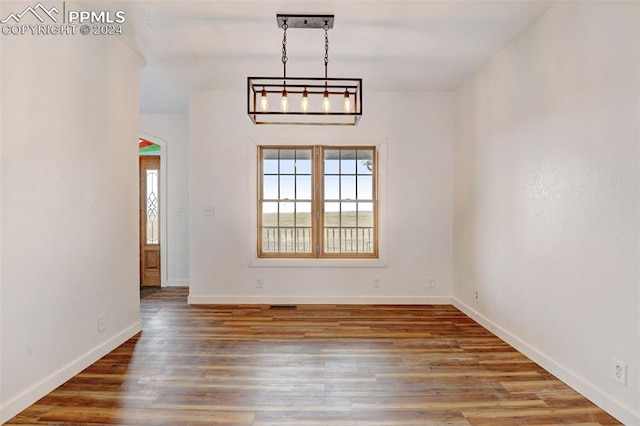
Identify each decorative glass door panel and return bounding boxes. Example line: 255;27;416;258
146;169;159;244
140;156;161;286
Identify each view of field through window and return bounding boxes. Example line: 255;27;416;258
260;147;376;256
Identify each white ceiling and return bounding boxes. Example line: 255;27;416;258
113;1;555;113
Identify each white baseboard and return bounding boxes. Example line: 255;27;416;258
162;279;189;287
188;295;452;305
0;320;143;424
452;299;640;425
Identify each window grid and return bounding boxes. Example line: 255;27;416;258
258;146;377;259
261;148;313;256
322;149;375;255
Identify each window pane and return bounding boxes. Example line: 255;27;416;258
295;227;312;253
262;227;279;252
340;150;356;174
280;175;295;199
342;228;359;252
262;200;278;253
279;228;294;252
358;202;374;253
358;228;374;253
358;202;374;227
295;201;312;253
357;150;373;175
296;175;311;200
280;149;295;174
262;202;278;226
263;175;278;199
279;202;294;226
341;176;356;200
296;150;312;174
324;202;340;227
324;176;339;200
357;175;373;200
324;150;340;174
263;149;279;174
341;203;357;227
296;202;312;226
324;202;339;252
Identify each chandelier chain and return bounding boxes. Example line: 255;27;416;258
323;22;329;79
281;21;288;78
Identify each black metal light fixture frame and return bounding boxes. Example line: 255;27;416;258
247;14;362;126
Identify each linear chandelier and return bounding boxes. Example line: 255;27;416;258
248;14;362;126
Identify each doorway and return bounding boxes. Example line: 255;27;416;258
139;155;161;286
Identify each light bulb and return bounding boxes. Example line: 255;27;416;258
343;90;352;113
301;89;310;113
260;89;269;112
321;90;331;113
280;89;289;112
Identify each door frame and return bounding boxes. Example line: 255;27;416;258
139;132;168;287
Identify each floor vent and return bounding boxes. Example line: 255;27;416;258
269;305;297;310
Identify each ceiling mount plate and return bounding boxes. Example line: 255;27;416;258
277;14;334;29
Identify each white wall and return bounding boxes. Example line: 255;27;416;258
453;1;639;423
189;91;453;303
139;114;190;286
0;21;144;423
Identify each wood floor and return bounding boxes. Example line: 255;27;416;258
8;287;620;425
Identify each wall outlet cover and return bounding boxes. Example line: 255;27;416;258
612;359;627;385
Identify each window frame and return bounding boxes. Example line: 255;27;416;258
257;145;379;259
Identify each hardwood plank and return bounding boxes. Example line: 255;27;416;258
38;406;255;425
151;394;352;412
350;396;549;411
5;287;622;425
253;410;470;425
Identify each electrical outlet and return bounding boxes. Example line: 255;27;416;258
612;359;627;385
97;314;106;333
427;278;435;288
373;278;380;288
474;291;479;302
204;206;214;216
257;279;264;288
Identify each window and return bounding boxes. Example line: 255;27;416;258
258;146;378;258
